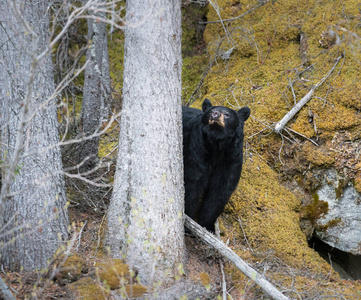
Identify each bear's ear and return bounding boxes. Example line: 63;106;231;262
237;107;251;121
202;98;212;112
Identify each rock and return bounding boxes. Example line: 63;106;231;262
315;168;361;254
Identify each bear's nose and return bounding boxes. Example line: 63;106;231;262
211;110;221;119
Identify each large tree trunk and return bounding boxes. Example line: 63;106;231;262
79;1;111;170
0;0;69;271
106;0;184;286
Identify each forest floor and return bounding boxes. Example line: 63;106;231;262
1;207;235;299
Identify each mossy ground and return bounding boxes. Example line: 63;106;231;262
188;0;361;297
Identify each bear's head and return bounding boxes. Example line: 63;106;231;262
201;98;250;140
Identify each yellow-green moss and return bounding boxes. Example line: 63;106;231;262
200;0;361;160
60;253;87;282
301;143;335;167
303;193;329;226
108;29;125;93
95;258;130;290
316;217;342;232
198;272;211;286
98;121;119;160
355;176;361;194
182;55;208;103
121;283;148;298
335;178;348;200
181;3;209;56
69;277;110;300
225;155;326;269
200;0;361;297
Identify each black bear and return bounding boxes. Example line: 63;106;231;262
182;98;250;233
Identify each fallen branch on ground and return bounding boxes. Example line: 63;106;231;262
184;216;289;300
274;54;344;134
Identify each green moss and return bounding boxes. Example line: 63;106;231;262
122;284;148;298
98;121;119;159
198;272;211;286
181;3;208;56
300;143;335;167
303;193;328;226
201;0;361;297
355;177;361;194
60;253;87;282
107;30;125;93
225;156;326;269
182;55;208;103
69;277;109;300
335;179;348;200
95;259;130;290
316;217;342;232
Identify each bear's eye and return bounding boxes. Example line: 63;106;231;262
224;112;230;118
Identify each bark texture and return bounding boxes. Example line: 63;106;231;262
79;0;111;170
106;0;184;286
0;0;69;271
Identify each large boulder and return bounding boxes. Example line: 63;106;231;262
315;168;361;254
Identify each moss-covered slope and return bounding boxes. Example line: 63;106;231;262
190;0;361;297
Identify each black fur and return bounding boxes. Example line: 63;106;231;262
182;98;250;233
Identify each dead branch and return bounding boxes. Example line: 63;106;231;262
300;31;308;63
200;0;271;24
185;216;289;300
274;54;344;134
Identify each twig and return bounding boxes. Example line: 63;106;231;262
76;220;88;252
185;216;289;300
274;54;343;133
289;77;297;105
238;218;253;253
208;0;231;43
278;134;286;165
200;0;271;24
220;261;227;300
215;221;227;300
284;127;319;146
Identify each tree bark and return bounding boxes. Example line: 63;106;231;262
0;276;15;300
106;0;185;286
79;0;112;170
0;0;69;271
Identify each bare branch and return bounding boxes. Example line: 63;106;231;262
200;0;271;24
274;54;344;133
207;0;231;43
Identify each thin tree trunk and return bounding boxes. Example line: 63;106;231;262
79;0;111;170
106;0;184;286
0;0;69;271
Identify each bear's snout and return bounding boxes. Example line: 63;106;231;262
211;110;221;119
209;110;225;127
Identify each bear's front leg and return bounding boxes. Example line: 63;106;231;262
197;164;242;233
